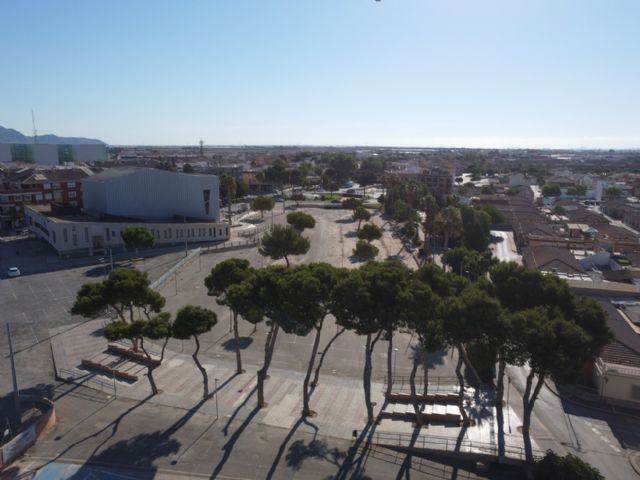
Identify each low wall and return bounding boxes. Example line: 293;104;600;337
0;396;56;469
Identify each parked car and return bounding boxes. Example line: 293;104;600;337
7;267;21;278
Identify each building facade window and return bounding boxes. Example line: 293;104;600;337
63;228;68;242
84;227;89;243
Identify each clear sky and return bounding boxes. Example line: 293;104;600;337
2;1;639;148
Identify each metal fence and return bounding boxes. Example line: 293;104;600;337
57;367;116;396
150;247;201;290
201;238;259;255
384;375;459;395
370;430;543;462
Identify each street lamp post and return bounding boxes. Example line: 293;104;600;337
393;347;399;379
507;376;512;433
214;377;219;419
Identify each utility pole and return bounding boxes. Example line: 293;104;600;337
7;324;21;425
31;109;38;144
214;378;219;419
184;216;188;257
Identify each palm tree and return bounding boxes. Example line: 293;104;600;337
434;206;463;251
220;174;236;226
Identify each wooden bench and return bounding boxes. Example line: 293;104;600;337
107;344;161;367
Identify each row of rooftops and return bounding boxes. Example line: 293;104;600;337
465;182;640;373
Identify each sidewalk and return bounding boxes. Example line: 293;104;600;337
49;319;537;459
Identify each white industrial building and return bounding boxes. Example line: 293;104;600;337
0;143;107;165
82;168;221;222
25;168;229;256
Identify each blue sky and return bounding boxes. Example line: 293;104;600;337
2;1;639;148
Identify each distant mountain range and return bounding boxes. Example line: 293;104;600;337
0;126;105;145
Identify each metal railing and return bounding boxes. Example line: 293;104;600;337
370;430;543;462
201;238;259;254
57;367;116;396
384;375;459;395
150;247;201;290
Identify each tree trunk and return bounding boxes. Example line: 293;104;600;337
423;353;429;396
358;219;362;231
160;335;169;364
192;335;209;400
302;323;323;417
139;337;158;395
409;357;423;427
232;311;243;374
281;187;286;213
257;323;280;408
386;331;393;395
363;333;375;424
496;356;506;461
363;331;383;424
458;342;482;388
284;255;290;267
455;345;469;425
522;369;545;463
311;326;345;387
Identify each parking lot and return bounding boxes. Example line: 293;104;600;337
0;206;455;404
0;238;203;400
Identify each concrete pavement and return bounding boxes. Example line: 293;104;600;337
6;383;520;479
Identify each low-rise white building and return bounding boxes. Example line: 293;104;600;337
25;204;229;257
593;301;640;406
25;167;228;256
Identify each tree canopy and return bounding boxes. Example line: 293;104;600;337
121;226;155;256
71;268;165;323
251;196;275;218
259;224;310;267
357;223;382;243
286;211;316;232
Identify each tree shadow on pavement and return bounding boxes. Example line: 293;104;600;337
265;415;320;479
211;406;260;478
285;438;347;471
395;424;422;480
333;421;379;480
37;394;154;473
68;396;212;478
221;337;253;351
70;431;180;479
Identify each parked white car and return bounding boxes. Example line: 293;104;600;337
7;267;21;277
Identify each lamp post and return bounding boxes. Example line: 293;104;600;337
507;376;512;433
393;347;399;378
214;377;219;419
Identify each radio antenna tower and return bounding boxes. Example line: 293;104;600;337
31;109;38;144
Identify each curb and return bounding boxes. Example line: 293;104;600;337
630;451;640;477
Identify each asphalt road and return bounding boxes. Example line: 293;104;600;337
504;364;638;480
7;382;521;480
2;208;638;479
